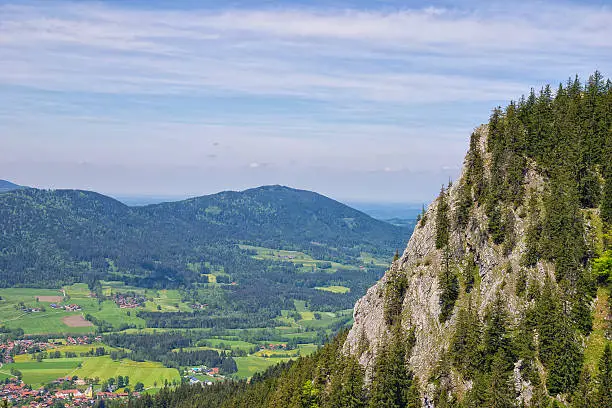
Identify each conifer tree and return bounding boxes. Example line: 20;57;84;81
536;280;583;395
439;247;459;323
450;301;481;378
598;343;612;407
603;170;612;226
571;369;596;408
368;327;414;408
328;356;366;408
466;131;486;202
482;293;513;371
486;351;515;408
436;186;450;249
523;192;542;267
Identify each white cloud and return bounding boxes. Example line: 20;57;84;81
1;1;611;200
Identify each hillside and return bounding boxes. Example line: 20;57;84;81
0;185;408;324
0;179;25;193
130;73;612;407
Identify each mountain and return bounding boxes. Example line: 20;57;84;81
135;73;612;407
0;185;409;323
0;179;25;193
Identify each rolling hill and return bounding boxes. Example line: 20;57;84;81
0;185;410;318
0;179;25;193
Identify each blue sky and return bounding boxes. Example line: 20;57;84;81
1;0;612;202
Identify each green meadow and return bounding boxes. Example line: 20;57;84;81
233;356;293;379
73;356;180;389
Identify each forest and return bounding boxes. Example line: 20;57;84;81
0;185;406;325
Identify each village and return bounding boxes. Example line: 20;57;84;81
1;336;102;364
1;377;138;407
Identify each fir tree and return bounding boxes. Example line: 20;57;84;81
368;327;414;408
486;351;515;408
482;293;513;371
450;301;481;378
439;247;459;323
436;186;450;249
571;369;596;408
603;170;612;226
598;343;612;407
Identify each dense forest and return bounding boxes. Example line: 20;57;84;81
0;185;407;321
110;73;612;407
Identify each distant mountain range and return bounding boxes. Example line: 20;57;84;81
0;179;25;193
0;184;411;314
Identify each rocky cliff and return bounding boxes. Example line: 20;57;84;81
344;124;577;402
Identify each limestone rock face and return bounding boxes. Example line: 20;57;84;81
344;125;547;400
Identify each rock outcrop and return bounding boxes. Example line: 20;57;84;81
344;125;549;401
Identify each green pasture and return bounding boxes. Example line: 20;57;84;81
73;356;180;389
314;285;350;294
0;359;83;386
233;356;292;379
239;245;357;274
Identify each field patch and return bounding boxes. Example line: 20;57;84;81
233;356;292;379
0;359;83;386
73;356;180;389
62;315;93;327
36;295;64;303
314;285;350;294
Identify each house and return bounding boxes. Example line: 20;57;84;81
55;389;83;399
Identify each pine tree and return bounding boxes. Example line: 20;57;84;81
571;369;596;408
603;170;612;226
436;186;450;249
571;275;593;336
450;301;481;378
368;327;414;408
540;169;586;284
454;181;472;231
439;247;459;323
597;343;612;407
486;352;515;408
523;192;542;267
466;131;486;202
462;253;478;294
482;293;513;371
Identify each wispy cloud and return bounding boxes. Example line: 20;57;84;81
1;0;611;200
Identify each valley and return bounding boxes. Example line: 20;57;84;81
0;187;412;404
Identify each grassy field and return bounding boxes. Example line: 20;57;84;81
73;356;180;389
314;285;351;294
0;284;181;334
0;359;83;386
202;338;257;352
239;245;358;274
233;356;293;379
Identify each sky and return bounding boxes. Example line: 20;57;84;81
1;0;612;202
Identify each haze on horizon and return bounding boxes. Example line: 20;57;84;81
2;0;612;202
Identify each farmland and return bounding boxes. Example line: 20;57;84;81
74;356;180;389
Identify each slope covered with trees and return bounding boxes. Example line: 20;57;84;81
0;185;408;325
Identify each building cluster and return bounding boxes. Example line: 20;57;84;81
1;379;137;407
259;343;288;351
65;336;102;345
0;336;103;363
112;294;145;309
0;339;56;364
49;303;82;311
